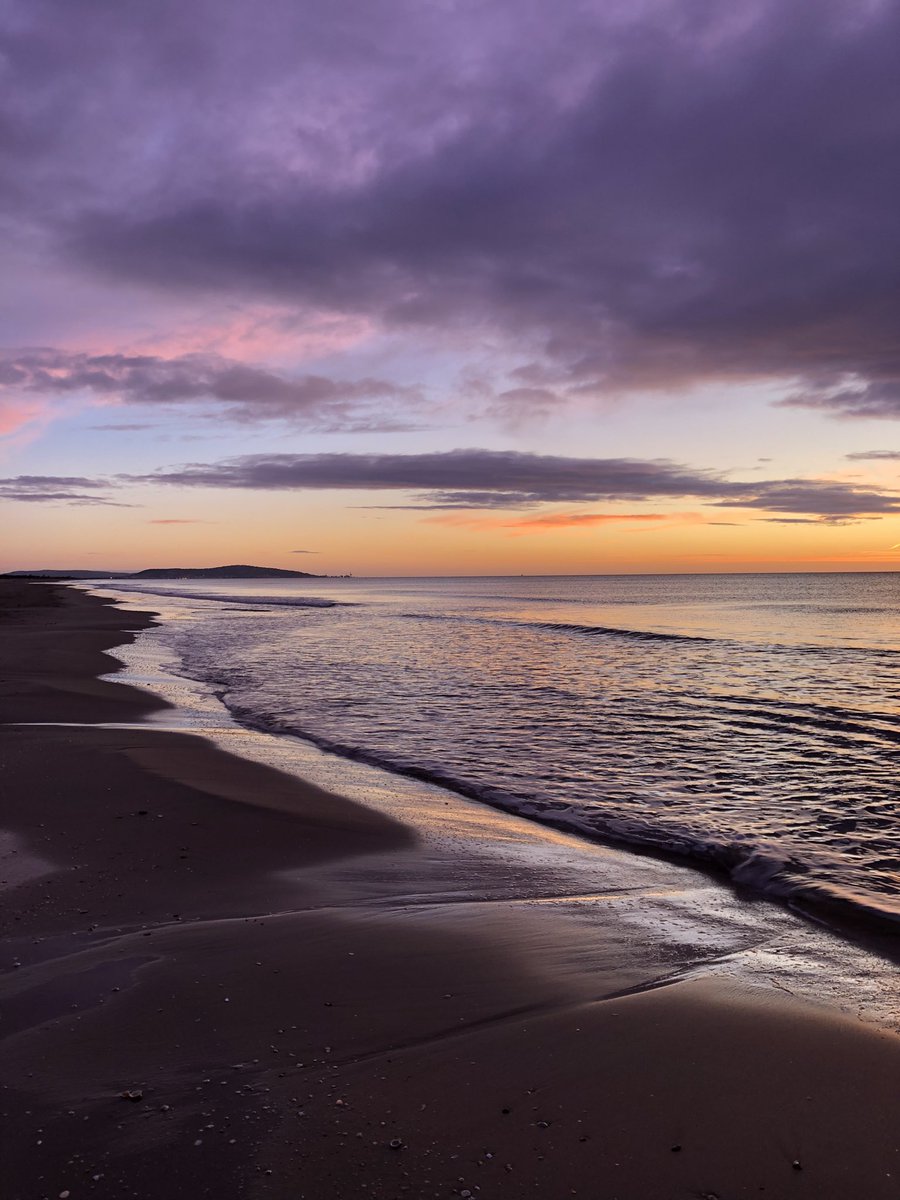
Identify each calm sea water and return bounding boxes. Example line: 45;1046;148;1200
102;573;900;932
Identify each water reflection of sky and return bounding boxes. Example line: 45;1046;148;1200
107;572;900;650
88;574;900;934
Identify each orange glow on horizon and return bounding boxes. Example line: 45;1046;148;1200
3;486;900;576
426;510;712;535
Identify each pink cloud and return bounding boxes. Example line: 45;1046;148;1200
0;397;59;448
120;306;377;367
427;510;677;536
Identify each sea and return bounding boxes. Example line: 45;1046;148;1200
90;571;900;940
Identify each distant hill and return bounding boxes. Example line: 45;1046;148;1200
131;564;320;579
3;564;322;580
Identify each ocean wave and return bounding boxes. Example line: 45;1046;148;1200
534;620;712;644
402;610;900;656
108;585;347;608
690;694;900;743
742;603;894;615
401;611;713;644
221;697;900;936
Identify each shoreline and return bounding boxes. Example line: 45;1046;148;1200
85;576;900;945
2;579;900;1198
91;579;900;957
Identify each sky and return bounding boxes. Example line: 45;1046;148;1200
2;0;900;575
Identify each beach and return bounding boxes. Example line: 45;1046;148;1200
2;579;900;1200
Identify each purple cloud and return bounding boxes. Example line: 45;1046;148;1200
8;450;895;521
780;378;900;420
0;474;123;504
0;349;422;428
125;449;900;520
1;0;898;405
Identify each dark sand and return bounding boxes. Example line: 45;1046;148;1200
1;580;899;1199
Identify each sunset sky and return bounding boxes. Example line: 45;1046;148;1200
3;0;900;575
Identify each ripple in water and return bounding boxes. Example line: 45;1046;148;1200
107;572;900;933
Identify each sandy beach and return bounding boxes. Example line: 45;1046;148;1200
2;579;900;1200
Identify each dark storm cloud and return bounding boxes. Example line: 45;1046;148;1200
3;0;900;400
125;449;900;520
0;349;420;427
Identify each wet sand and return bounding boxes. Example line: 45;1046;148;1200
1;579;899;1199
